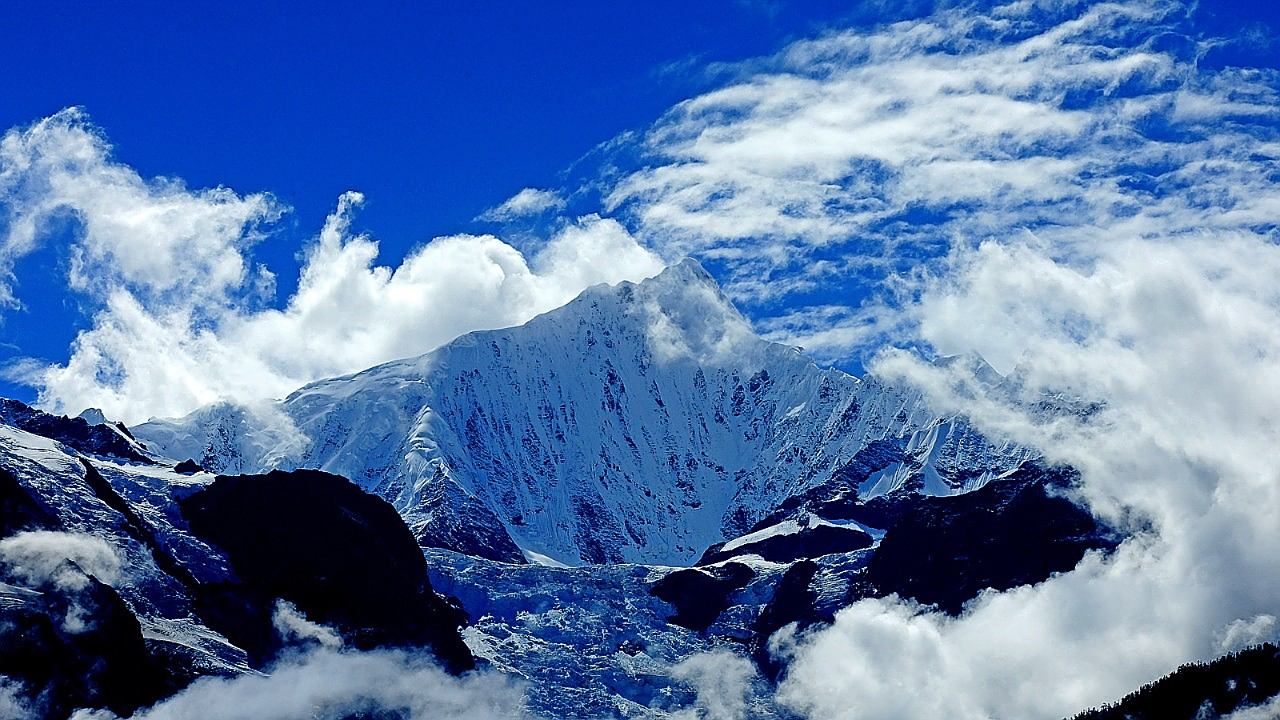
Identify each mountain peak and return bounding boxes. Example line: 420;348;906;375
573;257;756;367
637;258;731;307
650;257;716;286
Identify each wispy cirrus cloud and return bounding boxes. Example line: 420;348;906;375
10;1;1276;424
477;187;566;222
600;0;1280;360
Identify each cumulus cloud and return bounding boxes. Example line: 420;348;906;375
0;112;664;423
71;647;531;720
477;188;566;221
0;108;280;311
1217;615;1280;656
773;182;1280;716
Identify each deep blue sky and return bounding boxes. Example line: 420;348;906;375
0;0;868;402
2;1;876;277
1;0;1278;406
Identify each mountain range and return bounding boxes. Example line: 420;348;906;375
1;259;1258;719
134;260;1030;567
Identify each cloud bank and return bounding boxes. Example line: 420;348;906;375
772;230;1280;718
71;647;530;720
0;111;663;423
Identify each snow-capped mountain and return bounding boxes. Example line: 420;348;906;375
136;259;1030;566
0;264;1113;719
0;397;1114;720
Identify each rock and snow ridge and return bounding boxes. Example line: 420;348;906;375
0;263;1124;719
0;413;476;718
135;258;1032;566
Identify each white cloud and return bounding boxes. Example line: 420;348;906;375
71;647;531;720
773;223;1280;717
600;0;1280;358
477;188;565;222
754;304;892;365
0;679;35;720
0;113;664;423
0;530;122;591
272;599;343;650
1225;694;1280;720
1217;615;1279;655
0;530;125;633
0;108;280;310
669;650;761;720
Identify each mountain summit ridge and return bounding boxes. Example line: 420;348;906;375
135;259;1027;565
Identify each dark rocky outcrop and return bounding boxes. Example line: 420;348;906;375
746;438;910;531
699;520;872;565
0;399;152;464
0;466;61;536
409;474;526;564
650;562;755;632
0;568;179;720
864;462;1115;614
79;460;200;589
178;469;475;673
172;459;204;475
724;461;1115;683
751;560;823;681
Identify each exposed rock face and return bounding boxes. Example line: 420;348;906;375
650;562;755;631
0;420;477;719
752;559;822;680
172;458;203;475
0;465;60;534
863;462;1116;614
698;515;874;565
0;399;152;464
179;470;475;673
0;568;179;720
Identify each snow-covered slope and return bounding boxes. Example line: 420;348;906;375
137;260;1030;565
